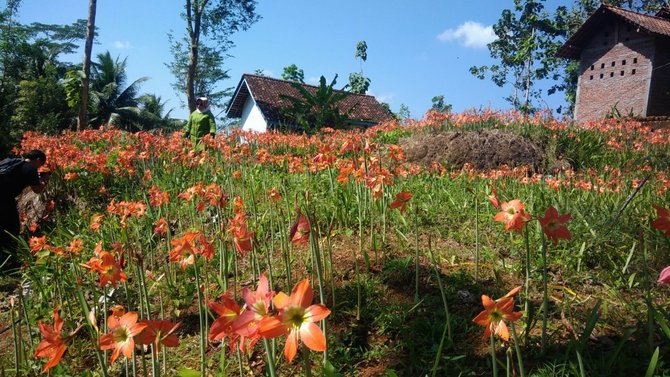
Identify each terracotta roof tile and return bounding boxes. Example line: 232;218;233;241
226;74;392;125
557;4;670;59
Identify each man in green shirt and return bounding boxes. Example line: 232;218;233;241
184;97;216;148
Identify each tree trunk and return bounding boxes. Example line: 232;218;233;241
523;27;535;111
186;0;206;113
78;0;96;130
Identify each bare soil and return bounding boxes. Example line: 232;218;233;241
400;129;545;171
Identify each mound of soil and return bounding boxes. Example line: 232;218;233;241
16;190;47;232
400;129;545;171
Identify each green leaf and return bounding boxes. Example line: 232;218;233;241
644;347;659;377
578;300;601;352
324;361;342;377
176;368;201;377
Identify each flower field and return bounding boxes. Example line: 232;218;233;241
1;110;670;376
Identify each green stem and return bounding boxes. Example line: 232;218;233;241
491;332;498;377
193;259;207;377
10;301;19;376
263;338;277;377
523;226;531;346
414;204;420;304
540;228;548;355
302;346;313;377
475;188;480;282
427;234;452;340
510;321;526;377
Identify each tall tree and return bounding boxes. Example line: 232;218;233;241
171;0;260;113
0;2;86;154
470;0;556;113
281;64;304;83
78;0;96;130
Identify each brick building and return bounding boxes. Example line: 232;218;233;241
557;5;670;123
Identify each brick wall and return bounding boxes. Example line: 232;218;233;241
575;20;655;122
648;38;670;116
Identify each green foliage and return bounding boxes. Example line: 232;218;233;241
88;51;148;130
281;63;304;83
430;95;452;113
169;0;260;112
280;74;354;133
349;40;371;94
11;68;74;133
347;72;370;94
0;2;87;155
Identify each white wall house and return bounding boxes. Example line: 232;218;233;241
239;89;268;132
226;74;392;132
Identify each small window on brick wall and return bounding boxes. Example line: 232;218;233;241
622;60;626;65
611;61;616;67
633;57;638;64
600;73;604;79
610;72;614;77
632;69;636;75
590;75;594;80
601;63;605;69
620;70;624;76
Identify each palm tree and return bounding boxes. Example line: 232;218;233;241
137;94;180;131
88;51;148;130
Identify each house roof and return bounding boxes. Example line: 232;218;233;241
557;4;670;59
226;74;392;125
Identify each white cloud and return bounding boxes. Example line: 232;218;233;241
437;21;496;49
114;41;132;49
307;76;320;85
367;90;393;103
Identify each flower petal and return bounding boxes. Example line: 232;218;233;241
290;279;313;309
300;322;327;352
306;304;331;322
284;330;299;362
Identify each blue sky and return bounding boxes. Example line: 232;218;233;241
19;0;571;120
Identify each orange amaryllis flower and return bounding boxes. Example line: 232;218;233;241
258;279;331;362
97;252;128;288
208;293;241;341
208;293;256;352
268;187;282;202
289;208;310;245
488;183;500;208
82;251;128;288
135;320;180;353
472;294;523;342
99;312;147;363
652;205;670;237
493;199;531;233
389;191;412;213
29;235;49;254
67;238;83;254
35;307;67;372
538;206;571;244
90;213;105;231
168;231;212;269
233;273;274;338
153;217;168;236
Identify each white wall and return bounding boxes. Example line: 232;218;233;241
240;94;268;133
